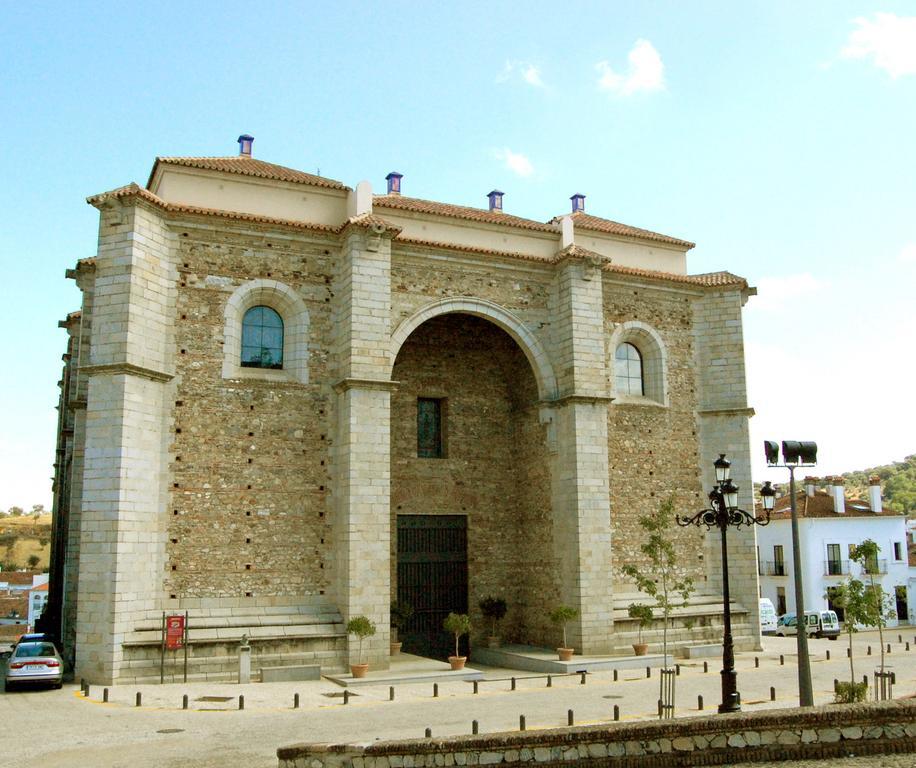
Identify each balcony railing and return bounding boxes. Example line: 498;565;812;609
765;561;787;576
824;559;849;576
863;559;887;575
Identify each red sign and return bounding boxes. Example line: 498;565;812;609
166;615;185;650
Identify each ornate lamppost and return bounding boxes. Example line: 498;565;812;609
677;454;776;713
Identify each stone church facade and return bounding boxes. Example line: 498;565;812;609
49;137;760;684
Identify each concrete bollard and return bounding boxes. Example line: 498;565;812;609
473;681;479;694
294;693;299;709
519;715;526;731
472;720;479;735
511;677;516;691
425;728;432;738
239;695;244;711
613;705;619;721
389;687;395;701
238;635;251;685
433;683;439;698
770;686;775;701
136;692;142;707
103;688;109;703
343;690;350;705
698;695;704;711
546;675;552;688
183;694;189;710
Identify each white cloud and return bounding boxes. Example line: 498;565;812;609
497;61;545;88
596;39;665;96
495;148;534;178
749;273;823;313
898;242;916;264
841;13;916;78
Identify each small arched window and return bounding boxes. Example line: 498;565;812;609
241;306;284;369
614;342;643;396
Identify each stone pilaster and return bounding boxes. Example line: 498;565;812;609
547;256;613;653
692;287;761;650
74;198;177;683
331;221;396;668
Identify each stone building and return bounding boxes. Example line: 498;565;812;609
48;136;760;683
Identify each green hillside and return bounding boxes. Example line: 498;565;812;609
842;454;916;513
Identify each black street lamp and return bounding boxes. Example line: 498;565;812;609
677;455;775;713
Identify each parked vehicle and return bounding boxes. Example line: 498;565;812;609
759;598;777;634
774;610;840;639
812;610;840;639
4;640;63;691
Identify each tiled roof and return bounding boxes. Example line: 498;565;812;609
604;265;747;288
344;213;403;234
149;156;349;191
0;595;29;618
551;211;695;249
375;195;558;233
0;572;40;587
767;490;903;520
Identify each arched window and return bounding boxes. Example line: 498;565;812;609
614;342;644;396
241;306;284;369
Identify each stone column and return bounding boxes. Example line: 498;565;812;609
692;287;760;650
74;196;177;683
547;253;613;653
331;218;397;668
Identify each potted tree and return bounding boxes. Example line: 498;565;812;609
443;612;471;670
479;596;508;648
390;601;413;656
346;615;376;678
627;603;654;656
549;605;578;661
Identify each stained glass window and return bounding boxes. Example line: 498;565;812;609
241;306;284;369
417;398;443;458
614;342;643;396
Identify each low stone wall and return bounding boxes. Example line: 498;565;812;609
277;700;916;768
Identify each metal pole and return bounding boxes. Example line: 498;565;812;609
717;491;740;713
183;610;189;683
159;612;165;685
788;466;814;707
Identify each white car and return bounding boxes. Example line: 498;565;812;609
5;640;63;691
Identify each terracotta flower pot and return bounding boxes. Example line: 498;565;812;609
632;643;648;656
448;656;467;670
350;663;369;678
557;647;574;661
390;642;402;656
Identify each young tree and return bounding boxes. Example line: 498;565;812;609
850;539;891;673
622;496;695;667
829;576;879;702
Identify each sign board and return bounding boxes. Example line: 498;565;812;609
165;614;185;650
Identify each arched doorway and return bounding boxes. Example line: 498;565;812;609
390;312;556;659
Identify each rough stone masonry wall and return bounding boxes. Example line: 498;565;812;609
167;224;337;599
390;314;554;645
278;699;916;768
603;280;706;587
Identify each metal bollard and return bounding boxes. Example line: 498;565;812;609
136;692;142;707
580;672;586;685
425;728;432;738
294;693;299;709
433;683;439;698
891;672;897;685
779;654;784;665
770;686;775;701
657;699;662;717
898;634;902;643
84;683;90;697
343;690;349;705
847;647;851;658
613;669;618;682
239;695;244;711
389;686;395;701
863;675;868;686
826;650;830;660
519;715;526;731
887;643;891;654
103;688;109;703
834;679;838;692
868;645;872;655
754;656;759;668
546;675;552;688
646;666;651;678
613;704;620;721
472;720;479;735
676;664;680;676
183;694;189;710
511;677;516;691
568;709;574;726
907;642;911;652
473;680;479;694
704;661;708;673
698;694;704;711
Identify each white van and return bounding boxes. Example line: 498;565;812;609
759;598;777;634
812;610;840;640
775;610;840;639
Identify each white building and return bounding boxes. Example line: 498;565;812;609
757;476;911;625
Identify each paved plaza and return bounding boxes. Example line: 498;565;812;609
3;631;914;768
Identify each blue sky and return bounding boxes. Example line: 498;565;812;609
2;2;914;509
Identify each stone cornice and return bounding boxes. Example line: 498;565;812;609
80;362;174;383
333;377;400;393
697;406;756;418
544;394;614;407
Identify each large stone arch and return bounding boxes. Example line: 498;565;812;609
390;298;558;401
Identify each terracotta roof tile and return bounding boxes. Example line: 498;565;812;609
375;194;558;233
767;490;903;520
149;156;349;191
603;264;747;289
551;211;695;249
343;213;403;234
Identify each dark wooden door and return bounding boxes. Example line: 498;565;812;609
397;514;468;660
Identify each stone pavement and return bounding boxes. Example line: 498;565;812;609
2;631;913;768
